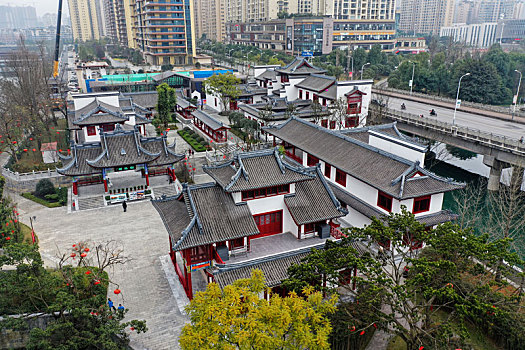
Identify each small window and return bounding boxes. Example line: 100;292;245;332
304;223;315;233
254;188;266;198
324;163;331;178
377;191;393;212
307;154;319;166
102;124;115;132
86;126;96;136
306;91;310;99
277;184;290;194
231;237;245;248
330;121;336;129
242;190;254;200
267;186;278;196
321;119;328;128
413;196;431;214
335;169;346;186
299;90;303;99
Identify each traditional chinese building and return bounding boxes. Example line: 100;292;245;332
265;117;465;248
57;125;184;208
191;110;231;143
152;148;348;299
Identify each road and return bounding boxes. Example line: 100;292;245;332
383;95;525;140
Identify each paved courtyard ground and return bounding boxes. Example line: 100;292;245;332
7;190;188;350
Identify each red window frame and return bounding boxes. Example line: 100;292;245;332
321;119;328;128
230;237;245;248
335;169;346;186
324;163;331;178
330;120;336;129
304;223;315;233
101;124;115;132
253;210;283;238
306;91;310;99
322;99;327;106
377;191;393;212
345;116;358;128
413;195;431;214
307;154;319;166
86;126;96;136
190;245;210;263
241;184;290;201
299;89;303;99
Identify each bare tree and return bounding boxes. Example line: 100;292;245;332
452;179;486;230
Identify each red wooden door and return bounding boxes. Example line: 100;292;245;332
252;210;283;239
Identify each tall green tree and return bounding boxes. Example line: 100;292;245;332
285;208;525;350
204;72;241;113
156;83;177;128
180;269;337;350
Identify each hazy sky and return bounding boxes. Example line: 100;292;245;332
0;0;69;16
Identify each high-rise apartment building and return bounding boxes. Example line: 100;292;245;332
399;0;454;35
194;0;226;42
68;0;102;41
225;0;299;23
454;0;476;23
133;0;196;66
475;0;516;22
103;0;118;41
0;5;38;29
325;0;396;20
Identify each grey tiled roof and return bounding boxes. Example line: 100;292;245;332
211;250;312;288
340;122;426;148
86;127;159;168
176;91;196;109
265;118;464;199
329;183;458;227
153;183;260;251
191;110;230;131
57;143;103;176
141;137;185;166
317;85;337;100
203;148;315;192
237;83;267;97
255;69;277;82
285;166;347;224
151;197;189;250
122;91;158;109
151;71;177;82
276;58;326;75
73;99;128;126
295;74;336;92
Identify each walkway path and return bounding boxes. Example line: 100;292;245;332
5;190;188;350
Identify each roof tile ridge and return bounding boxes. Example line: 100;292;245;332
411;164;465;186
329;183;385;217
274;148;286;174
86;148;107;166
185;183;204;235
315;165;348;215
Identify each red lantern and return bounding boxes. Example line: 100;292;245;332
359;331;365;335
32;148;36;152
59;149;62;152
56;131;60;134
12;141;16;144
349;325;356;332
160;133;163;136
29;138;33;141
373;323;377;329
114;289;121;295
166;128;170;131
81;252;87;257
210;140;213;143
23;149;28;152
419;347;424;350
446;283;454;288
70;253;76;257
84;248;90;252
94;280;101;285
192;168;196;171
0;141;3;143
5;237;11;240
130;327;135;331
5;222;8;226
73;244;76;247
223;155;226;159
85;270;91;275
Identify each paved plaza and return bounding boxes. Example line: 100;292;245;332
7;190;188;350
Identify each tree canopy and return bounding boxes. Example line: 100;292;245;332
156;83;177;128
204;72;241;113
285;208;525;350
179;269;338;350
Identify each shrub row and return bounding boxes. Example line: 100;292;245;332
178;129;208;152
21;193;62;208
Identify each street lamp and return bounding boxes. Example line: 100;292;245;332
513;70;522;119
361;62;370;80
409;61;416;95
452;73;470;125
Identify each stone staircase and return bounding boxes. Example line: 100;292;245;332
153;185;179;199
77;196;105;211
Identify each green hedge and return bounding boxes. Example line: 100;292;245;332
21;193;63;208
178;130;207;152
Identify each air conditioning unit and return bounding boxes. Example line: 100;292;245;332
316;223;330;239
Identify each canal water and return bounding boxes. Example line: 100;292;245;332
424;142;525;258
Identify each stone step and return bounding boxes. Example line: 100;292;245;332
77;196;105;211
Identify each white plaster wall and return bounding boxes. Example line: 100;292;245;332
336;81;373;127
232;192;242;203
396;198;412;213
83;127;101;142
206;94;223;112
285;77;303;101
428;193;444;214
73;93;119;110
339;209;372;229
253;94;265;103
369;134;426;164
245;195;298;237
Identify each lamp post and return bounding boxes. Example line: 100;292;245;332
453;73;470;125
361;62;370;80
514;70;522;120
409;61;416;95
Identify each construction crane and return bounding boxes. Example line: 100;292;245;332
53;0;64;78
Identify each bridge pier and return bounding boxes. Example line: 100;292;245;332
483;156;510;192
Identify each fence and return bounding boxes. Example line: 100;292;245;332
374;86;525;118
1;167;70;194
374;106;525;156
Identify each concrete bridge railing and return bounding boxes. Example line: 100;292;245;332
377;107;525;156
374;87;525;119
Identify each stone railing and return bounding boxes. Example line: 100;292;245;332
374;86;525;118
376;106;525;156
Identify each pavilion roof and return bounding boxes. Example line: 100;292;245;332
275;57;326;75
191;110;230;131
295;74;336;93
203;148;315;192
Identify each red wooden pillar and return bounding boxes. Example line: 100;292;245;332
352;266;357;291
183;249;193;300
103;179;108;192
144;164;150;187
72;180;78;195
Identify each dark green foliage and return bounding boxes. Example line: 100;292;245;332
177;131;206;152
156;83;177;128
35;179;55;199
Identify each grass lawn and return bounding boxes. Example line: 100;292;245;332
11;119;69;173
20;222;37;244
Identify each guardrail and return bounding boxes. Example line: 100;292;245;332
1;167;63;181
375;106;525;156
374;86;525;118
